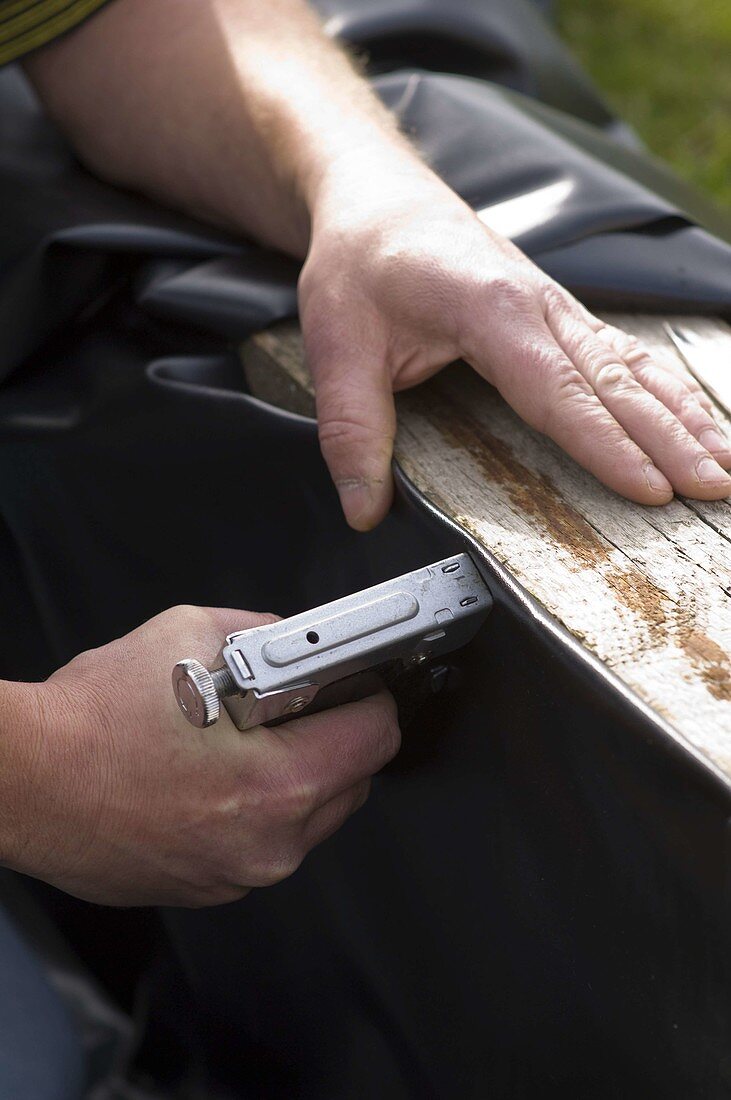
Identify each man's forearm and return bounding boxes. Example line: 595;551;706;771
24;0;731;525
24;0;414;257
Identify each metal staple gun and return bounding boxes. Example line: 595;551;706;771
172;553;492;730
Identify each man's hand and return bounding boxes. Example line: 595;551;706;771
0;606;399;907
24;0;731;533
301;154;731;530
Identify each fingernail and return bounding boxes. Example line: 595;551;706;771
644;463;672;495
336;476;384;531
699;426;731;455
695;455;731;486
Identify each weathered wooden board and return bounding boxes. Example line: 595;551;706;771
242;315;731;779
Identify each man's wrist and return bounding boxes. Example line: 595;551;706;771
304;140;440;235
298;127;416;209
0;680;51;869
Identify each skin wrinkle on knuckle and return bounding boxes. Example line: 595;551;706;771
541;281;578;320
318;382;382;420
621;343;650;368
591;358;635;394
684;380;713;405
672;390;710;424
267;752;321;823
600;325;640;357
539;372;596;435
198;793;303;888
283;780;319;822
483;275;535;312
319;415;393;451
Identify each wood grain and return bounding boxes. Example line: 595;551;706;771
242;315;731;779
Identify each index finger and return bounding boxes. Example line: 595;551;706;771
264;691;401;806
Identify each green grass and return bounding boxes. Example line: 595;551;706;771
557;0;731;208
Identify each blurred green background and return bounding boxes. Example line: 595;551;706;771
557;0;731;208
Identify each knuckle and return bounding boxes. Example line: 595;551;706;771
248;847;302;888
626;358;654;384
197;801;306;888
592;358;632;392
484;275;535;311
539;372;596;435
675;391;706;423
165;603;216;633
599;323;645;359
553;372;595;402
166;849;244;903
318;415;394;466
620;339;649;367
299;255;347;311
269;764;319;823
540;369;593;415
541;282;577;318
282;781;319;822
319;414;375;447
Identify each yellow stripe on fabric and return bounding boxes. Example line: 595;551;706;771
0;0;89;37
0;0;48;26
0;0;110;65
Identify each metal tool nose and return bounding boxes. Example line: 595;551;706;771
172;659;236;728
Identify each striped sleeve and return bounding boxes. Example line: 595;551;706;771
0;0;112;67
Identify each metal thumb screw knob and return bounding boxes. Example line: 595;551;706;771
173;658;222;728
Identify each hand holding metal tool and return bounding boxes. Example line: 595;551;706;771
173;554;491;730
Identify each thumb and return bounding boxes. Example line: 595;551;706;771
309;339;397;531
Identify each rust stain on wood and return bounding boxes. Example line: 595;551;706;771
604;570;669;639
676;625;731;702
402;385;606;569
405;385;672;638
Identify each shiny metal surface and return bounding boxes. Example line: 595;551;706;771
173;554;492;730
172;658;221;728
